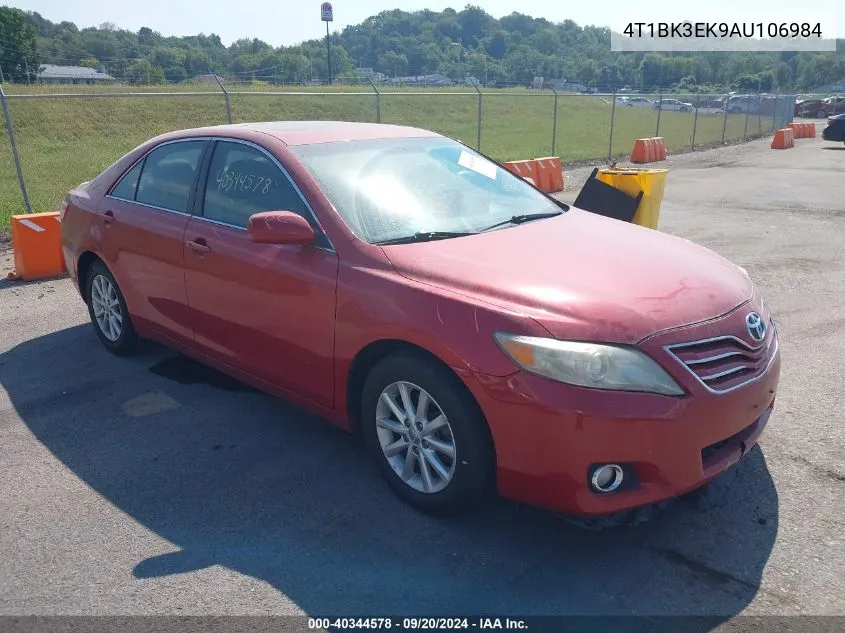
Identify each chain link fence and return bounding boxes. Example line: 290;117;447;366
0;79;796;224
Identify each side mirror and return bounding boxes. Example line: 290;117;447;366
248;211;315;245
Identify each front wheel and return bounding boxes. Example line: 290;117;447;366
817;110;828;119
361;351;493;515
85;260;142;355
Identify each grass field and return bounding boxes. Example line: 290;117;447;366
0;85;778;229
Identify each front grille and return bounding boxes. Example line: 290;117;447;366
665;324;777;394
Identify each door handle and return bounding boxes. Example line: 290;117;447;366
102;210;115;224
186;239;211;254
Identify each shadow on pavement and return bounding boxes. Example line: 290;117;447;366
1;324;780;625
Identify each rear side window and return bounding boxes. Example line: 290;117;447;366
201;141;306;228
110;159;145;201
135;140;206;213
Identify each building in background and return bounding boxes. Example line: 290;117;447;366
37;64;117;85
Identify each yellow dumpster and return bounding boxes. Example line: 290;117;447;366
596;168;668;229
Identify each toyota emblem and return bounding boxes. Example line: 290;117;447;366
745;312;766;342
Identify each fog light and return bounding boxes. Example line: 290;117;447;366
591;464;624;492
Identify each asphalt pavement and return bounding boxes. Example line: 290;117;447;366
0;131;843;623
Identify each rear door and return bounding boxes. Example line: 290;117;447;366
98;139;209;346
182;139;339;408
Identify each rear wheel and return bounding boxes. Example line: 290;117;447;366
817;110;827;119
361;351;493;514
85;260;142;355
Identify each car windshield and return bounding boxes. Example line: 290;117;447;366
292;137;564;244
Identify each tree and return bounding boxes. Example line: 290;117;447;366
125;59;153;84
11;6;845;89
485;30;508;60
0;7;40;82
79;56;100;69
165;65;187;83
533;28;558;56
378;51;409;77
137;26;157;46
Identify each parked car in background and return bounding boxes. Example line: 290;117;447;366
822;112;845;144
726;95;765;114
653;98;695;112
820;97;845;118
697;97;725;109
60;121;780;525
624;96;653;108
796;99;828;118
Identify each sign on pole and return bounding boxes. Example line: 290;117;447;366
321;2;333;22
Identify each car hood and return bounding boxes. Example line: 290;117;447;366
380;208;752;344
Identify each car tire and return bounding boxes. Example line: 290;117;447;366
817;110;827;119
361;350;493;515
85;260;143;356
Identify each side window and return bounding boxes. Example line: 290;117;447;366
202;141;307;228
135;140;206;213
109;159;145;201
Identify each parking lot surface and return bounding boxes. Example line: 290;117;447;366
1;133;843;620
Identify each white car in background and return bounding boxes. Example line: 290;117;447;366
623;97;653;108
653;98;696;112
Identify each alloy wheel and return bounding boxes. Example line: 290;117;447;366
375;381;457;494
91;274;122;342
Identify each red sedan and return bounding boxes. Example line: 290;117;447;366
60;122;780;524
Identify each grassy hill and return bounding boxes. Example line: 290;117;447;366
1;85;770;229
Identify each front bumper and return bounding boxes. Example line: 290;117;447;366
460;301;781;517
463;358;779;516
822;126;844;142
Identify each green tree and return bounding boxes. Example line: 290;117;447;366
12;6;845;90
125;59;153;84
165;65;187;82
0;6;40;82
485;30;508;60
378;51;409;77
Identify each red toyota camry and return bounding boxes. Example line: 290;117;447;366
60;122;780;524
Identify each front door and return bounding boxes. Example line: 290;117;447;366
183;139;339;408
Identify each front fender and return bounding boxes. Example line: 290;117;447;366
332;264;552;419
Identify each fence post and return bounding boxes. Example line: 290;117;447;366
551;86;558;156
0;85;33;214
771;95;778;132
691;93;701;150
757;91;763;137
655;86;663;137
608;90;617;161
742;97;751;140
366;77;381;123
721;98;729;143
471;79;482;150
214;74;233;124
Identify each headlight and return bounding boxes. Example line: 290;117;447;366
494;333;684;396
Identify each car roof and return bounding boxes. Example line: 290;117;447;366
161;121;442;147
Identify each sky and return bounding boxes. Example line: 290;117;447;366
8;0;843;47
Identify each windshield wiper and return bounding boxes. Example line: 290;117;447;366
375;230;477;245
479;211;563;233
